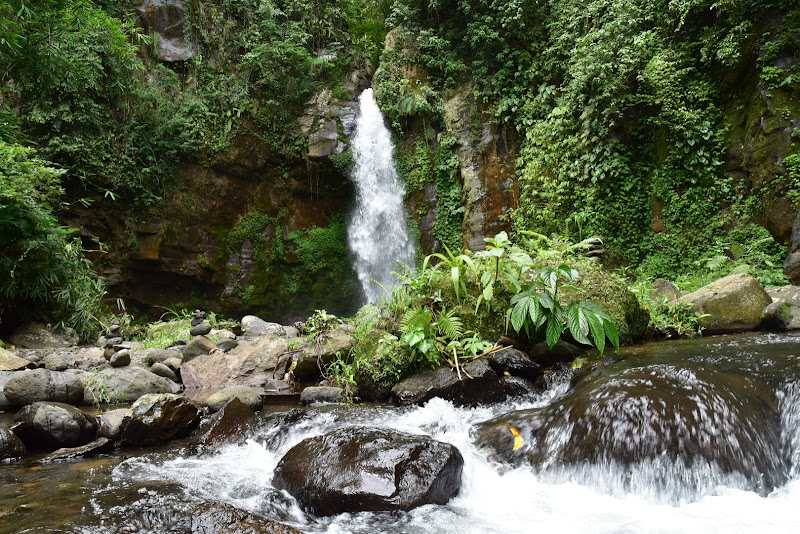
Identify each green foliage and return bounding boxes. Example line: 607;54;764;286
85;368;127;407
304;309;343;335
645;298;708;339
324;350;360;402
0;142;106;341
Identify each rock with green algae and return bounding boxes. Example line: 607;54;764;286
679;272;772;333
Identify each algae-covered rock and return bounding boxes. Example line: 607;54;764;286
353;329;415;401
679;272;772;333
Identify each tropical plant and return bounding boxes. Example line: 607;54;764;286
421;244;475;303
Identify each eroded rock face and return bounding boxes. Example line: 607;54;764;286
273;427;463;515
3;369;84;407
136;0;197;62
13;402;98;450
679;272;772;333
120;393;201;446
391;359;504;406
181;335;289;389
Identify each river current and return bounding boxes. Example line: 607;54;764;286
2;332;800;533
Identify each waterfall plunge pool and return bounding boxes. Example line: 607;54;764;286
3;332;800;534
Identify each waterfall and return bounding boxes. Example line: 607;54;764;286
347;88;416;304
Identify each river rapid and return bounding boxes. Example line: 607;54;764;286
3;332;800;534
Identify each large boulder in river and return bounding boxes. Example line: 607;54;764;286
489;347;542;382
192;397;256;448
241;315;286;337
679;272;771;333
391;359;504;406
273;427;463;515
120;393;201;446
80;367;175;405
0;427;26;460
292;328;356;380
181;335;289;389
13;402;98;449
191;502;302;534
3;368;84;406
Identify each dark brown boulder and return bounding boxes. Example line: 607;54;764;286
489;347;543;382
120;393;201;446
273;427;463;516
13;402;98;450
191;502;302;534
192;398;255;448
391;359;504;406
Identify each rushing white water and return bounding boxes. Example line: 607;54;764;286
347;88;416;304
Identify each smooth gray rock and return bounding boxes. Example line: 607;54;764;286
163;357;182;372
80;367;173;405
300;386;343;405
679;272;772;333
0;347;35;371
214;338;238;352
146;349;181;365
109;349;131;367
181;334;288;389
150;362;179;382
183;336;216;361
13;401;97;449
99;408;132;441
189;322;213;336
203;386;263;413
42;354;69;371
241;315;286;337
3;369;84;406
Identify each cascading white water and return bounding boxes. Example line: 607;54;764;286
347;88;416;304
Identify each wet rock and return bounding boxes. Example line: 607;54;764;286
273;427;463;515
183;336;217;361
0;347;35;371
99;408;132;440
501;375;538;397
203;386;263;413
190;323;213;337
120;393;201;446
3;369;84;406
241;316;286;337
215;339;239;352
489;347;543;382
147;349;182;365
136;0;198;62
300;386;342;405
181;334;288;389
292;328;355;380
530;340;583;368
13;402;98;449
391;359;504;406
42;437;114;462
191;502;302;534
0;427;26;460
679;272;772;333
80;367;174;405
10;322;78;349
42;354;69;371
760;301;794;331
109;349;131;367
192;398;256;448
150;362;179;383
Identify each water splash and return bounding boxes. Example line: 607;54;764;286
347;88;416;304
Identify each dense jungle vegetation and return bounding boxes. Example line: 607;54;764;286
1;0;799;346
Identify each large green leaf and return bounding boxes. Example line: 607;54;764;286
545;309;563;349
566;305;590;345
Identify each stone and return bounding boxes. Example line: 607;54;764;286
203;386;263;413
307;120;339;157
282;326;300;338
300;386;343;405
767;285;800;307
531;340;584;368
136;0;198;62
66;348;106;370
192;398;256;448
42;354;69;371
391;359;504;406
0;347;35;371
241;315;286;337
209;329;236;340
120;393;201;446
10;322;78;349
0;427;26;460
181;334;289;389
760;301;794;331
784;210;800;284
190;322;213;336
80;367;174;405
103;347;117;360
104;337;124;349
650;278;682;303
293;328;355;380
99;408;132;440
13;402;98;449
489;347;543;382
679;272;772;333
0;371;14;408
150;362;179;383
501;375;538;397
109;349;131;367
3;369;84;406
273;427;463;515
163;357;183;372
191;502;302;534
183;336;217;361
215;339;239;352
41;437;114;462
147;349;182;365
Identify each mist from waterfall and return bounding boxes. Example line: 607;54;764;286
347;88;416;304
